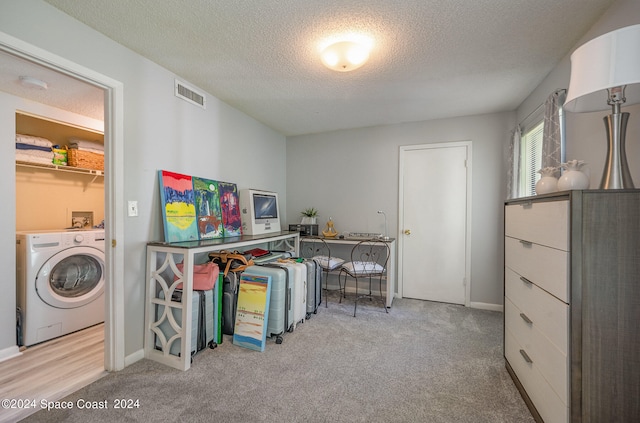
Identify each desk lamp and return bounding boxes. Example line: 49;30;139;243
377;210;389;240
564;24;640;189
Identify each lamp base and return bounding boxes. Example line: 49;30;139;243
601;112;635;189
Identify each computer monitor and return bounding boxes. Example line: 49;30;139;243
239;189;281;235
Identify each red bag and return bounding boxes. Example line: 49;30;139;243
174;261;219;290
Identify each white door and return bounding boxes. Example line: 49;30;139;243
399;142;471;305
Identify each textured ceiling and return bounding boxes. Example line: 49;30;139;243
0;49;105;120
9;0;617;135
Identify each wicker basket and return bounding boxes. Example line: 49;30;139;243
67;148;104;171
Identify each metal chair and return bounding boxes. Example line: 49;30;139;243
300;236;344;307
339;239;390;317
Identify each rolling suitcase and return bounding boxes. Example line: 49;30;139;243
298;258;322;317
277;260;307;329
209;250;255;336
243;264;292;344
222;271;240;335
156;289;215;357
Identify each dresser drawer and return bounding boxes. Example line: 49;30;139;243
505;267;568;354
504;236;569;303
505;297;568;406
505;329;569;423
505;200;569;251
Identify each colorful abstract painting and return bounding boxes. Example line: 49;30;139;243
218;181;242;237
193;176;224;239
158;170;199;242
233;274;271;352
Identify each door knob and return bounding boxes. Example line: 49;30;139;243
404;229;411;235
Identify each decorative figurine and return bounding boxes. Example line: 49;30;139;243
322;217;338;238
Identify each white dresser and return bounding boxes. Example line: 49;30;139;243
504;190;640;423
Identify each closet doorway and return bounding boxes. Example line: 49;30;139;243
0;33;125;371
398;141;471;305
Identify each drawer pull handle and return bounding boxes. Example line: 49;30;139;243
519;240;533;247
519;349;533;364
519;313;533;324
519;276;533;285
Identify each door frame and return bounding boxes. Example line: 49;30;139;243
397;141;472;305
1;31;126;371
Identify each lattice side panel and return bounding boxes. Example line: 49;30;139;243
149;252;185;356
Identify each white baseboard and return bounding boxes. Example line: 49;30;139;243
0;345;22;363
124;348;145;367
326;281;503;312
469;301;503;312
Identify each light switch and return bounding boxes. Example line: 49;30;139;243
128;201;139;217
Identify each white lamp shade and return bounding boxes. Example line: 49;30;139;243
565;24;640;112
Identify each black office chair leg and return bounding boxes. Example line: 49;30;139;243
353;276;358;317
379;276;388;313
324;275;329;308
322;270;327;308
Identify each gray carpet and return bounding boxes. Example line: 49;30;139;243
23;296;534;423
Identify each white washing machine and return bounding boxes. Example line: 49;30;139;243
16;229;105;347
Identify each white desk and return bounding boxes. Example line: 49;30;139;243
301;237;396;308
145;231;299;371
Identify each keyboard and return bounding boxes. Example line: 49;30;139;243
344;232;383;240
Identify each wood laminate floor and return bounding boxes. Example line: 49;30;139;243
0;324;106;423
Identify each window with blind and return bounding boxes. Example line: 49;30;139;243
519;121;544;197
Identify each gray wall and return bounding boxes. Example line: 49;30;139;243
0;0;287;359
286;113;515;307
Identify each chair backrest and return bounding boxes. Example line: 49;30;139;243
301;236;345;271
300;236;330;259
348;239;390;275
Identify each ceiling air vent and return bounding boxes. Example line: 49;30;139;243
174;79;206;109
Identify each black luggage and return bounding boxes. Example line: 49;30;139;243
209;251;255;335
221;271;240;335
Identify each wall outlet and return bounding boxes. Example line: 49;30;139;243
128;201;138;217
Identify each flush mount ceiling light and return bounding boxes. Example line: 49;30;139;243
320;40;371;72
19;76;48;90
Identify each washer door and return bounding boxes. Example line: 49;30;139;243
35;246;105;309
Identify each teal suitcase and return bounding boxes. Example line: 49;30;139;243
243;264;292;344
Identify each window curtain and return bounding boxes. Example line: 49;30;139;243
506;126;521;200
541;89;566;171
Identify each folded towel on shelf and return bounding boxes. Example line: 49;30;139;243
68;138;104;153
16;134;53;148
16;148;54;160
16;150;54;165
16;142;52;152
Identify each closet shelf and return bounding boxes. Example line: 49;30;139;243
16;160;104;177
